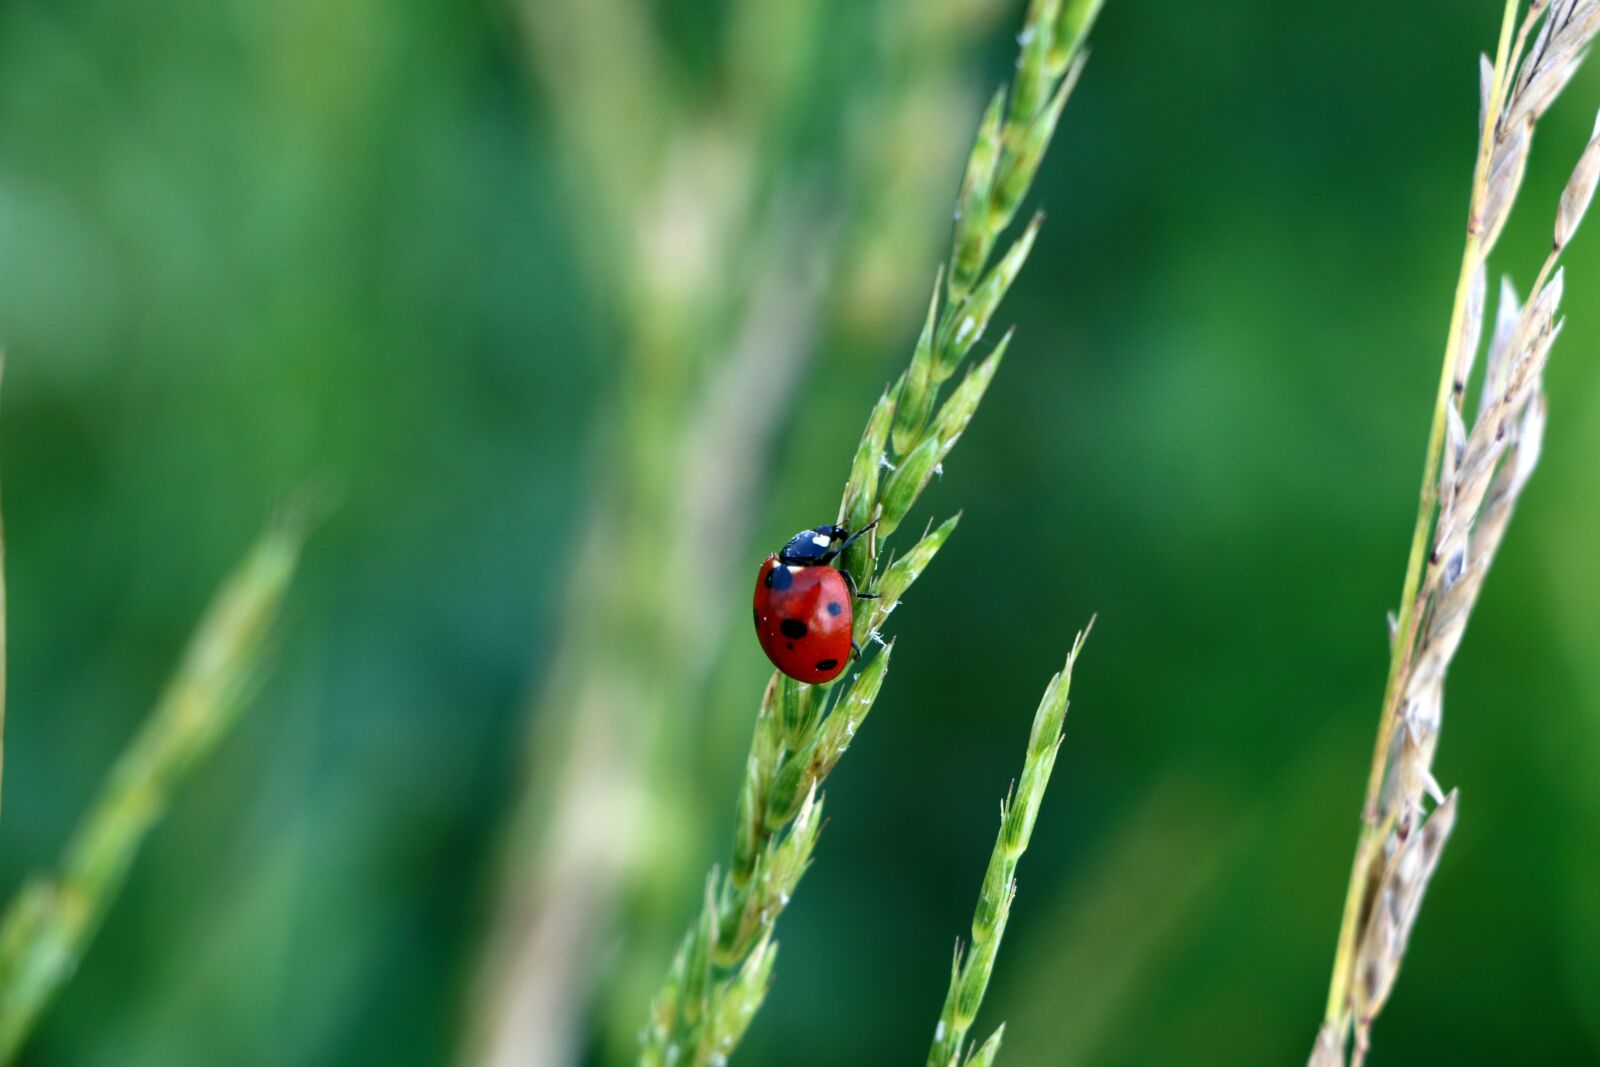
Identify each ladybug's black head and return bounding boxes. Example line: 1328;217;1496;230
778;524;849;565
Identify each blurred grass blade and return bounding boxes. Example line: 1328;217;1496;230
0;353;7;823
0;518;304;1063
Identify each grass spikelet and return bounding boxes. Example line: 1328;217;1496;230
0;516;305;1064
640;1;1102;1061
926;623;1091;1067
963;1025;1006;1067
1314;3;1600;1062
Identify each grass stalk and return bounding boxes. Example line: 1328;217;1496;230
1320;1;1519;1029
0;354;7;823
640;3;1104;1063
926;624;1091;1067
470;2;1050;1061
1314;3;1600;1061
0;517;305;1063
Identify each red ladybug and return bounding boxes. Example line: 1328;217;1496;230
753;522;878;684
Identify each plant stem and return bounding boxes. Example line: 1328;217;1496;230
926;625;1090;1067
639;3;1103;1060
0;355;8;823
1321;0;1520;1030
0;518;303;1063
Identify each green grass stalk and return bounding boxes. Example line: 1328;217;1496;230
0;355;8;822
927;624;1091;1067
0;517;305;1063
467;3;1036;1061
641;2;1104;1063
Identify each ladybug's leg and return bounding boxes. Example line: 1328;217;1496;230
840;569;880;601
851;639;863;661
820;518;880;565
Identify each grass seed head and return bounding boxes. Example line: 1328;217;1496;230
1320;6;1600;1060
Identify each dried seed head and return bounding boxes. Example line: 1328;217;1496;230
1507;53;1585;129
1353;793;1459;1022
1505;0;1600;131
1481;117;1531;249
1439;399;1468;512
1555;109;1600;248
1508;389;1548;498
1455;263;1488;397
1391;683;1443;821
1308;1023;1345;1067
1479;276;1522;420
1322;8;1599;1063
1478;53;1495;140
1513;267;1564;370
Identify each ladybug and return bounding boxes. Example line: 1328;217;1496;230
753;521;878;684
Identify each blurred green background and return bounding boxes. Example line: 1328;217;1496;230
2;0;1599;1064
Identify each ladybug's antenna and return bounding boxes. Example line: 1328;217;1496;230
822;519;879;564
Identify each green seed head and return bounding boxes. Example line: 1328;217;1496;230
878;436;942;539
949;92;1007;300
892;273;947;455
1049;0;1105;73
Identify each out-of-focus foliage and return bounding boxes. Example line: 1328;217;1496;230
0;1;1597;1065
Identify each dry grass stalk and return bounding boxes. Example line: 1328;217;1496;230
1314;3;1600;1063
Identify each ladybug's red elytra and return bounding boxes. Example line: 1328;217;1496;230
752;522;879;684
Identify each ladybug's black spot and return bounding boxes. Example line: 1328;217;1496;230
814;658;839;672
780;618;807;639
765;566;793;591
826;601;843;617
786;643;794;650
